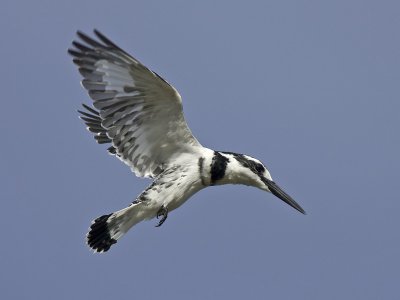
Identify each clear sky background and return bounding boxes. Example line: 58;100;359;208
1;1;399;299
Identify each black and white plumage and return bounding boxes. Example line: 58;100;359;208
69;30;306;253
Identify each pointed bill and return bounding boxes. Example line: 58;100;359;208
262;178;306;214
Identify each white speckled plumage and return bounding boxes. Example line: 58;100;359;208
69;30;305;253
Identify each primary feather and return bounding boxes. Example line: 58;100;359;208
70;30;201;178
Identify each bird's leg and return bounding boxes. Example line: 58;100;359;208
155;205;168;227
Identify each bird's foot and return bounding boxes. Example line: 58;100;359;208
155;205;168;227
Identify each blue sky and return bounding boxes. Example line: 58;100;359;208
1;1;399;299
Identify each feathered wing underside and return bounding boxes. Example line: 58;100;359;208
77;103;116;154
69;30;201;177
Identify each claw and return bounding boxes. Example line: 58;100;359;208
155;205;168;227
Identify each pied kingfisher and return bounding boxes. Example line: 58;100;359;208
68;30;306;253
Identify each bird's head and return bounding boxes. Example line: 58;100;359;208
221;152;306;214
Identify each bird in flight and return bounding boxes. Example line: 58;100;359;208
68;30;306;253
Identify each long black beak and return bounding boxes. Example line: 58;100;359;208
262;178;306;214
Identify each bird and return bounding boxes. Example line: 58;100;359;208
68;30;306;253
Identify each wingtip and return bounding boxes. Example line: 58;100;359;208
81;103;100;115
76;30;86;38
67;48;78;56
93;28;102;36
93;29;107;43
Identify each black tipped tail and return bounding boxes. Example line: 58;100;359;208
87;214;117;253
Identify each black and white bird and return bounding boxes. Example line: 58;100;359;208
69;30;306;253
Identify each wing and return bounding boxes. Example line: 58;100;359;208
69;30;202;178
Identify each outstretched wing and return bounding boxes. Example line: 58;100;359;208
69;30;201;178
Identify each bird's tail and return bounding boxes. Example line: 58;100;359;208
86;202;150;253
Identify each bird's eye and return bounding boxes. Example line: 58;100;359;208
255;164;264;173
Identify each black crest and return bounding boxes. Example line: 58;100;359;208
221;151;265;175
